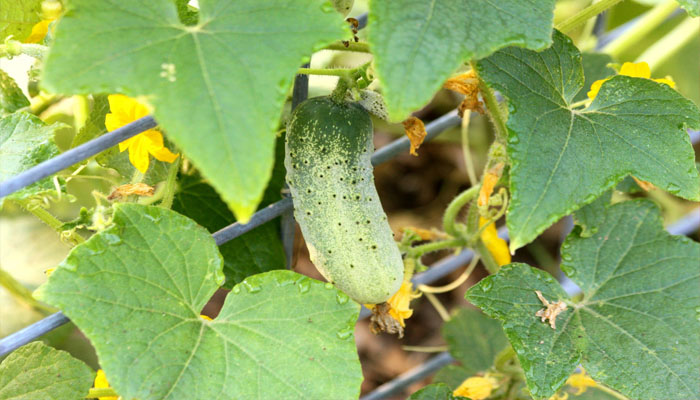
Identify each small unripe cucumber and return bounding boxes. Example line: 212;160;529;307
285;96;403;304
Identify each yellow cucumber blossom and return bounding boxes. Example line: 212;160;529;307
24;1;62;43
453;376;497;400
385;281;420;327
199;314;212;321
566;368;597;395
479;217;511;267
587;61;675;100
93;369;120;400
105;95;178;173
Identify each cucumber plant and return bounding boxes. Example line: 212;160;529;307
0;1;699;399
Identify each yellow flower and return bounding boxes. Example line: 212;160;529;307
386;281;420;327
94;369;120;400
479;217;511;267
366;281;420;328
587;61;676;100
566;368;597;395
549;392;569;400
453;376;496;400
199;314;212;321
105;95;178;173
24;20;52;44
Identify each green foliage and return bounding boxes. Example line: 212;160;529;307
572;190;612;237
0;69;29;116
409;383;469;400
476;30;700;250
35;204;362;399
573;52;615;103
368;0;555;121
0;112;64;206
172;174;286;288
41;0;346;221
0;0;43;42
442;308;508;376
0;342;94;400
467;200;700;399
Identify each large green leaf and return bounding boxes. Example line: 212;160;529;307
442;308;508;375
573;52;614;103
0;113;64;206
0;342;94;400
467;200;700;399
35;203;362;399
476;30;700;250
0;0;42;41
173;174;285;288
368;0;555;121
41;0;345;221
0;68;30;116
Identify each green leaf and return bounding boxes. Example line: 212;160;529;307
0;0;42;42
476;30;700;250
0;342;94;400
433;365;472;389
408;383;468;400
368;0;555;121
676;0;699;16
173;174;285;288
36;203;362;399
442;308;508;375
41;0;345;221
0;112;64;206
467;200;700;399
572;189;612;237
0;68;30;116
573;52;614;103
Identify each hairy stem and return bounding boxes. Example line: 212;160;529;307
556;0;625;34
0;42;47;59
478;78;508;143
443;186;479;237
0;267;55;313
159;156;181;209
17;200;85;246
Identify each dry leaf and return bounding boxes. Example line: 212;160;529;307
368;302;404;338
402;116;426;156
632;176;656;191
534;290;567;329
108;183;155;200
478;163;504;207
401;226;447;241
443;71;484;115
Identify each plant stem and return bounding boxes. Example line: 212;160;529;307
494;345;516;371
330;76;352;103
556;0;625;34
423;292;451;321
476;240;501;274
419;255;480;293
408;238;465;258
636;16;699;71
17;200;85;246
0;42;47;58
0;267;55;313
323;41;371;53
460;112;478;185
401;345;448;352
443;186;479;237
297;67;353;77
159;156;181;209
595;383;632;400
85;388;118;398
478;78;508;143
604;0;678;59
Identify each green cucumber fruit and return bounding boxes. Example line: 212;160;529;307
285;96;403;304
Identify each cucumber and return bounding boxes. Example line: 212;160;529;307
285;96;403;304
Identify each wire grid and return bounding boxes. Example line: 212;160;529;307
1;9;699;400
